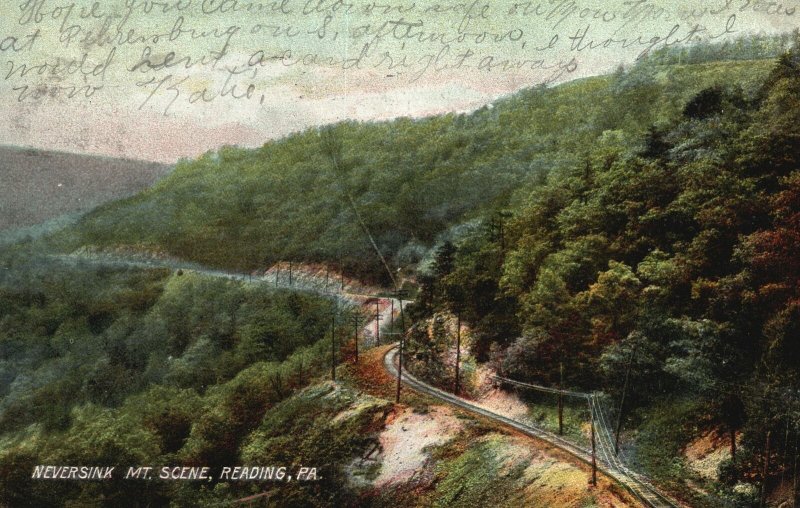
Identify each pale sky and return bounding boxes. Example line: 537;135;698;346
0;0;796;163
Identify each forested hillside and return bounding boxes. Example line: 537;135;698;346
0;249;357;505
55;41;780;282
413;42;800;505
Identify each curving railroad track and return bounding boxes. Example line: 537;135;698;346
384;346;683;508
58;252;684;507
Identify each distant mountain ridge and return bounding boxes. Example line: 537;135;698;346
0;145;171;232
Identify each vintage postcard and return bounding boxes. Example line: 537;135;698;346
1;0;799;506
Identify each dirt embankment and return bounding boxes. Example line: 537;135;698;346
683;428;740;481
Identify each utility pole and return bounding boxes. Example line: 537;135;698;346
331;312;336;382
454;312;461;395
499;217;505;250
591;403;597;486
615;343;637;455
784;417;791;488
395;296;406;404
399;297;405;330
375;300;381;344
396;329;404;403
558;362;564;436
792;427;797;508
297;355;304;386
761;430;772;508
353;313;359;363
491;211;512;251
